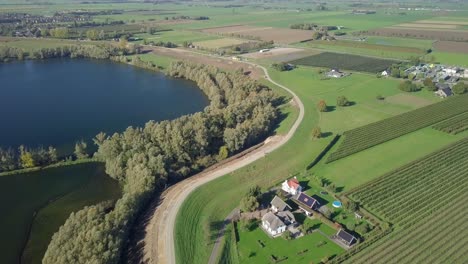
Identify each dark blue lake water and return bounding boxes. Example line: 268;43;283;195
0;59;209;149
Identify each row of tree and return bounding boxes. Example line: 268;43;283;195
0;145;57;172
0;43;141;62
43;61;279;263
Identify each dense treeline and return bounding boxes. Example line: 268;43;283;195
0;145;57;172
43;61;279;263
0;43;141;62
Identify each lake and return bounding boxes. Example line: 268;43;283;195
0;59;209;150
0;59;210;264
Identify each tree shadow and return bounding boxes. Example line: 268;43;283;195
347;101;356;106
299;180;310;191
321;132;333;138
335;186;345;193
312;194;329;206
270;111;290;135
326;105;336;112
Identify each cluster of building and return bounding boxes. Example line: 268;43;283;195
0;12;90;25
261;177;357;247
382;64;467;98
326;68;350;78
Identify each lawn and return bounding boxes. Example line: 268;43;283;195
426;51;468;67
237;226;343;264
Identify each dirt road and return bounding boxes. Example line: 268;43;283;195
140;61;305;264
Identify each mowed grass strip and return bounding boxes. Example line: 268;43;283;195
289;52;397;73
326;94;468;163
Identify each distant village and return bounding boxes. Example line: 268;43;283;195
382;63;468;98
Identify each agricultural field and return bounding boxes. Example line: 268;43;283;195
299;40;426;60
289;52;397;73
193;38;249;49
343;138;468;263
433;40;468;53
432;112;468;135
326;94;468;163
368;27;468;42
199;25;313;44
134;30;220;45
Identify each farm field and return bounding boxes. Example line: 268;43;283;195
432;111;468;135
365;36;433;49
368;27;468;42
289;52;398;73
199;25;313;44
343;138;468;263
193;38;249;49
433;40;468;53
326;94;468;163
134;30;220;45
425;51;468;67
299;40;426;60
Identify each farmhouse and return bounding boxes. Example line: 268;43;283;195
270;195;291;213
262;211;296;237
281;177;302;195
381;70;389;76
262;212;287;236
435;87;453;98
335;229;357;247
292;192;320;216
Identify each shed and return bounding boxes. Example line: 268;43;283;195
270;196;291;213
336;229;356;246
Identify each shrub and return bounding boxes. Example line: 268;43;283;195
312;126;322;139
399;80;418;92
337;96;349;107
317;100;328;112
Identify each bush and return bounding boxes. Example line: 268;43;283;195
312;126;322;139
337;96;350;107
452;82;467;95
317;100;328;112
399;80;418;92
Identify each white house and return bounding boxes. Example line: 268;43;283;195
262;211;296;237
262;212;287;236
281;177;302;195
381;70;388;76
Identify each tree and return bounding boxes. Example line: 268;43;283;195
355;223;370;235
283;230;293;240
48;146;58;163
336;96;349;107
399;80;418;92
347;222;356;231
452;82;467;95
312;31;323;40
74;141;88;159
86;30;99;40
217;145;229;161
423;78;437;91
93;132;107;146
312;126;322;139
345;200;358;212
240;195;259;212
19;145;35;168
317;100;327;112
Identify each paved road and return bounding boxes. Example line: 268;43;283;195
143;61;305;264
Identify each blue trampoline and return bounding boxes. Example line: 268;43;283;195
332;201;342;208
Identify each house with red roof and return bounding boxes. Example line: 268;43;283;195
281;177;302;195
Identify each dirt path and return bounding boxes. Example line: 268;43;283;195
135;55;305;264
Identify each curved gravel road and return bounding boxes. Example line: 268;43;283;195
143;63;305;264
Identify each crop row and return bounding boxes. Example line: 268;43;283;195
326;94;468;163
432;111;468;135
344;196;468;264
349;137;468;224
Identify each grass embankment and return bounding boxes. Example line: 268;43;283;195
174;65;455;263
